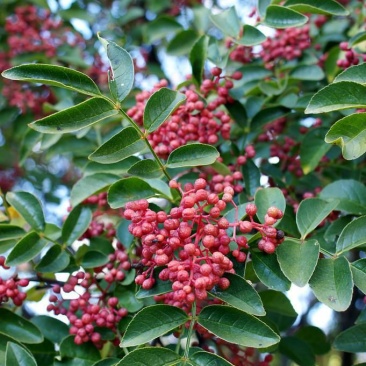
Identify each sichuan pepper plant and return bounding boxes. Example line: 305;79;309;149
1;0;366;365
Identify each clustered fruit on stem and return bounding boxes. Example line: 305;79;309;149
123;178;284;313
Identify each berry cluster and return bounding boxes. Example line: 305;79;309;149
337;42;366;69
0;256;29;306
1;5;108;117
127;68;240;158
259;26;310;69
123;178;284;312
47;243;130;347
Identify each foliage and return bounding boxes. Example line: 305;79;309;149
0;0;366;365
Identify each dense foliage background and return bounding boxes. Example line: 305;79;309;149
1;0;366;365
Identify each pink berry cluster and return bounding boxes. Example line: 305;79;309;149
337;42;366;69
47;243;130;347
216;341;273;366
127;68;241;158
1;5;108;116
0;256;29;306
198;146;256;195
123;178;284;312
259;26;311;69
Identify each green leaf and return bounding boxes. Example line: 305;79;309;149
319;179;366;215
190;351;234;366
242;159;261;197
144;88;186;133
351;259;366;294
296;198;339;239
167;30;200;56
115;347;181;366
277;238;319;287
251;251;291;292
295;326;330;355
305;82;366;114
1;64;101;97
89;127;146;164
334;63;366;85
103;38;134;103
225;100;247;128
84;157;139;176
300;128;332;174
250;106;289;131
60;336;100;361
336;216;366;254
254;187;286;224
108;177;156;209
6;191;45;232
81;251;109;268
144;16;183;44
166;143;219;169
6;232;48;266
127;159;163;179
0;225;25;241
198;305;280;348
278;337;315;366
70;173;119;207
209;272;265;316
31;316;69;344
334;324;366;352
309;257;353;311
92;359;120;366
284;0;348;15
325;113;366;160
5;342;37;366
0;308;43;344
210;7;240;38
348;32;366;48
237;25;266;46
120;304;188;347
35;244;70;272
190;36;209;85
115;288;143;313
61;206;92;246
264;5;308;28
29;98;118;134
290;65;325;81
116;219;134;248
260;290;297;318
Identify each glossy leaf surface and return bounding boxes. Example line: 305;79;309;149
29;98;118;134
144;88;186;133
1;64;101;97
277;238;319;287
120;305;188;347
309;257;353;311
198;305;280;348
